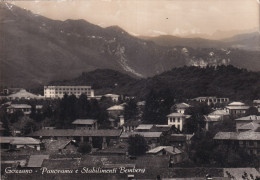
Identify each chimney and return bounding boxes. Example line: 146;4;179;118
119;115;125;126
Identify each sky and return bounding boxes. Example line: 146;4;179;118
10;0;260;37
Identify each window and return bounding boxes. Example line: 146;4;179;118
178;118;180;122
249;141;254;146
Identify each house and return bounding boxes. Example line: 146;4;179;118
122;119;142;132
107;105;124;118
72;119;98;130
225;102;250;117
29;129;122;149
163;134;194;150
214;131;260;155
6;89;43;100
235;115;260;131
104;94;120;102
253;100;260;112
167;113;191;131
43;139;78;153
175;103;191;114
6;104;32;115
236;122;260;132
147;146;184;164
204;115;222;131
120;132;162;145
0;137;41;151
44;85;94;98
193;96;229;105
209;109;230;120
136;124;154;132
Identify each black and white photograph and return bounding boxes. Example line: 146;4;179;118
0;0;260;179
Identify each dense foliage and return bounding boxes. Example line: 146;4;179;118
128;134;149;156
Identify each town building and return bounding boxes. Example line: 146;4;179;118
193;96;229;105
253;100;260;112
122;119;141;132
146;146;185;164
5;89;43;100
175;103;191;114
209;109;230;120
6;104;32;115
107;104;124;118
44;85;94;98
214;131;260;155
204;115;222;131
136;124;154;132
29;129;122;149
167;113;191;131
0;137;41;151
225;102;250;117
72;119;98;130
104;94;120;102
235;115;260;131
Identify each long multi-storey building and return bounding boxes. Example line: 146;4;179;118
44;86;94;98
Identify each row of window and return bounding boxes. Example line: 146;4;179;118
169;118;181;122
45;88;91;91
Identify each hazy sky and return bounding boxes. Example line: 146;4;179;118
11;0;259;37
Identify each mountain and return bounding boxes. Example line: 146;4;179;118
0;3;260;88
49;66;260;101
140;32;260;51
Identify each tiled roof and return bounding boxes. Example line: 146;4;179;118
235;115;260;121
237;122;260;131
214;131;260;140
147;146;182;155
7;104;31;109
29;129;122;137
136;124;154;130
7;89;40;99
210;109;229;116
27;155;49;167
228;102;245;106
107;105;124;111
225;106;250;110
176;103;191;109
120;132;162;138
43;139;74;151
0;137;40;145
72;119;97;125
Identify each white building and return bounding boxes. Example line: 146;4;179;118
104;94;120;102
167;113;190;131
44;86;94;98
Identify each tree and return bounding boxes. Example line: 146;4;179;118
124;98;138;120
22;121;37;135
143;89;175;124
78;142;92;154
127;134;149;156
0;110;11;136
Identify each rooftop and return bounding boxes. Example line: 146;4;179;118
147;146;182;155
7;89;40;99
210;109;229;116
176;103;191;109
225;106;250;110
237;122;260;131
72;119;97;125
235;115;260;121
214;131;260;141
107;105;124;111
228;102;245;106
43;139;74;151
29;129;122;137
253;100;260;104
120;132;162;138
136;124;154;130
0;137;40;145
167;113;187;117
7;104;31;109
